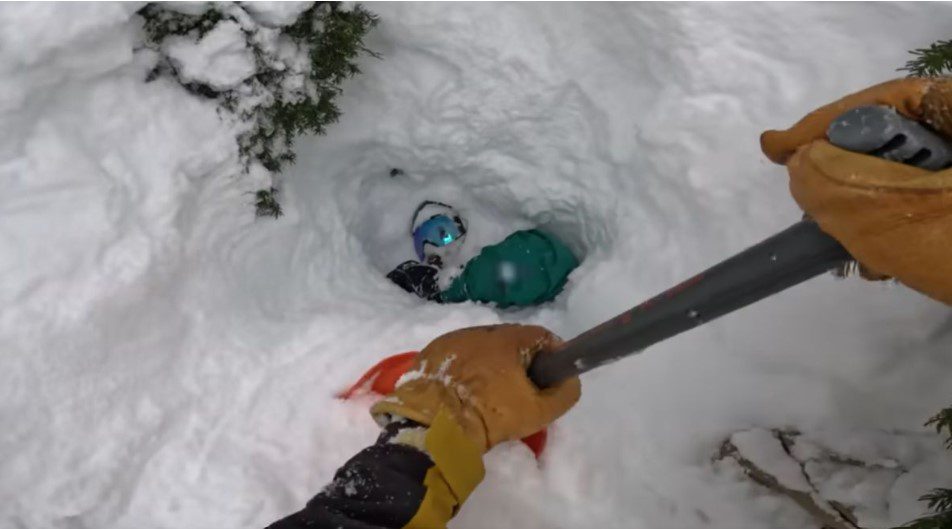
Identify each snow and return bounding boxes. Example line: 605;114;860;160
395;360;427;388
163;20;257;90
2;3;952;529
394;355;456;389
724;428;952;527
241;1;314;27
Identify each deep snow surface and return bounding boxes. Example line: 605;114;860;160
3;3;952;529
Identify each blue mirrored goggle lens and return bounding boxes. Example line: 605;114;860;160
413;215;463;260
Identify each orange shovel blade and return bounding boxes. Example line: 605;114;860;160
335;351;420;399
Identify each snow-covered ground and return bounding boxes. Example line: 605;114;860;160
2;3;952;528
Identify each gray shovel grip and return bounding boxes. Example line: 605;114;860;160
826;105;952;170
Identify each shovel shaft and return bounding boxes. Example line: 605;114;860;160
528;220;852;388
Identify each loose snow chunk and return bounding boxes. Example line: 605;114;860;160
163;21;256;91
241;2;314;27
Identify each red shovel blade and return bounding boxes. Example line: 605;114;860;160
336;351;420;399
520;429;547;458
338;351;548;459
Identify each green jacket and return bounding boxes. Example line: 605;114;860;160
441;229;579;308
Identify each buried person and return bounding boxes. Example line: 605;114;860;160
386;200;580;308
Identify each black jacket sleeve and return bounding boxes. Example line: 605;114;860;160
386;261;443;302
265;423;435;529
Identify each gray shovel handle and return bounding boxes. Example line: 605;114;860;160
528;220;850;388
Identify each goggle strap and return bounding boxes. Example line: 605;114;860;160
409;200;456;234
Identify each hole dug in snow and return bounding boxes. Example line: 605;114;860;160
344;167;605;305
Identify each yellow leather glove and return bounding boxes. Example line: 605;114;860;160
371;324;581;452
761;78;952;304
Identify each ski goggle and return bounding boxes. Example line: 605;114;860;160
413;214;466;261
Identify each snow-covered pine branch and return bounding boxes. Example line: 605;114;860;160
138;1;378;217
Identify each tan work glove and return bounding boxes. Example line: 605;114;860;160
761;78;952;304
371;324;581;452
